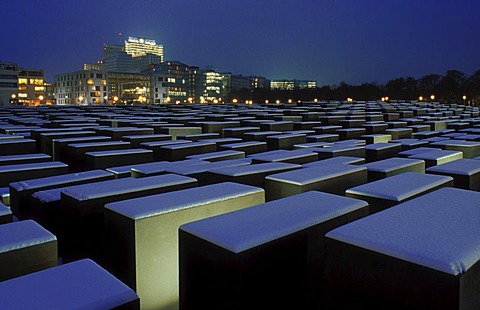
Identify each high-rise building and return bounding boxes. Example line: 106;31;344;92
0;62;18;105
125;36;164;62
102;36;164;73
103;51;134;73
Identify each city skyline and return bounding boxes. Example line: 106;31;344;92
1;0;480;85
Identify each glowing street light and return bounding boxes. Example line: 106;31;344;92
113;96;119;102
275;100;280;104
287;99;292;104
313;98;318;103
232;98;238;103
430;95;435;101
78;96;84;104
462;95;467;100
418;96;423;101
265;100;269;104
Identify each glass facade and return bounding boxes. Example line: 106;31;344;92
107;72;151;104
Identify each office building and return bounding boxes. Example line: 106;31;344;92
102;36;164;73
107;72;152;104
147;61;198;103
0;62;18;105
125;36;164;62
17;68;46;105
55;70;107;105
270;79;317;90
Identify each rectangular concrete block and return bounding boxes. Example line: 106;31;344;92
185;150;245;162
39;131;97;155
9;169;114;220
324;188;480;308
426;159;480;191
67;141;131;170
408;149;463;168
365;142;402;162
51;135;112;161
219;141;267;155
0;220;57;281
251;149;319;164
314;144;366;160
208;162;301;188
60;174;198;262
266;133;307;150
365;157;425;182
0;161;69;187
0;202;12;224
104;182;265;310
0;259;139;309
179;191;369;309
85;148;154;170
0;139;36;155
121;134;172;147
265;164;367;201
0;153;51;166
156;141;217;161
346;172;453;213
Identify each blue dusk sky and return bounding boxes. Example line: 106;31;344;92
1;0;479;85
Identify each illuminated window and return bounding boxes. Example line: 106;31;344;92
18;86;27;91
101;80;106;85
18;78;27;85
29;79;44;85
34;86;45;91
18;93;28;98
87;79;94;85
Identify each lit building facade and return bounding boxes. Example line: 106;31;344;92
106;72;152;104
17;68;46;105
0;62;18;105
54;70;107;105
270;79;317;90
200;69;229;102
125;36;164;62
102;36;163;73
148;61;198;103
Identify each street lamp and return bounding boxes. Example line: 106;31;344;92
39;95;44;105
11;93;16;105
78;96;84;104
430;95;435;101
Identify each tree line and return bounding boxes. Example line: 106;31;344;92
227;69;480;104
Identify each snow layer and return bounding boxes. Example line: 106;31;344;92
0;220;56;253
180;191;368;253
0;259;138;309
327;187;480;275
